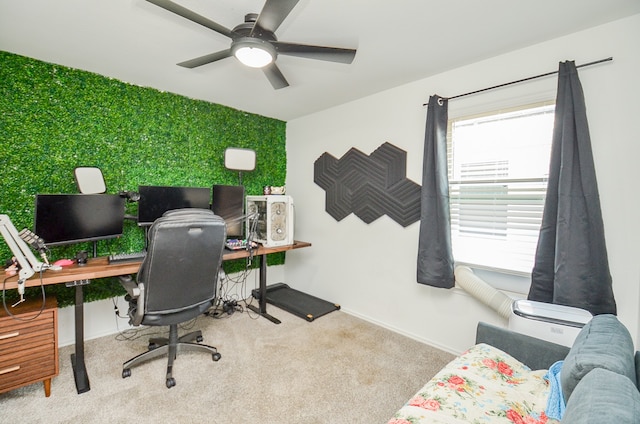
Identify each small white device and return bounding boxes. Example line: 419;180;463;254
508;299;593;347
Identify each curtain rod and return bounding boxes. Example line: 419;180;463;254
423;56;613;105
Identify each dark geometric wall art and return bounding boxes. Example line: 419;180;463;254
314;142;421;227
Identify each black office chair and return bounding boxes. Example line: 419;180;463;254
119;208;226;388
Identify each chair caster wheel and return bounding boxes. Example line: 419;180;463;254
166;377;176;388
196;335;203;343
212;352;221;361
148;342;159;350
122;368;131;379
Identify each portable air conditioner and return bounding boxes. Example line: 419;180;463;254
246;195;294;247
508;299;593;347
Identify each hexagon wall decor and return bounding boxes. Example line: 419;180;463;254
314;142;421;227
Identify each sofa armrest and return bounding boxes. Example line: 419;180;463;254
476;321;570;370
635;351;640;387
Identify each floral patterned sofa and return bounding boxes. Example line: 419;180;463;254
388;315;640;424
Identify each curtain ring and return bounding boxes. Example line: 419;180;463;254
437;97;444;106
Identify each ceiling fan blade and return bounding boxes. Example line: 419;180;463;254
253;0;300;34
273;42;357;64
177;49;232;68
262;63;289;90
146;0;235;38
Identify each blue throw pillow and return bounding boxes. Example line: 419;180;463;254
562;368;640;424
560;314;636;404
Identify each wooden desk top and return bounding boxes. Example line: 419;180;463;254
221;240;311;260
3;241;311;291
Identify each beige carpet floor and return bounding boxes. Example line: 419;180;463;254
0;305;454;423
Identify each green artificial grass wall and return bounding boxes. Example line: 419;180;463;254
0;51;286;307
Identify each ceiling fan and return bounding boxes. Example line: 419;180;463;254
146;0;358;89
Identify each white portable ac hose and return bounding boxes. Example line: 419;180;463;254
454;265;513;319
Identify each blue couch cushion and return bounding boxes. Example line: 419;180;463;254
561;314;636;403
562;368;640;424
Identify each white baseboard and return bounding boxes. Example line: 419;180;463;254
339;307;462;356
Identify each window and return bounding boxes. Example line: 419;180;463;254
448;103;554;275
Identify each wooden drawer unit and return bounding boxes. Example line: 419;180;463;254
0;296;58;397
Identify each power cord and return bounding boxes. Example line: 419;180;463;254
111;296;129;319
212;261;257;318
221;298;244;315
2;270;47;322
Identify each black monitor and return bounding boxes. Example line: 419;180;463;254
211;185;245;238
137;185;211;226
34;194;126;246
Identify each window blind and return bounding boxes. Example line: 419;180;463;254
448;103;554;275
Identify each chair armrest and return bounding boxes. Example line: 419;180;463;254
119;275;141;298
476;321;570;370
118;275;145;326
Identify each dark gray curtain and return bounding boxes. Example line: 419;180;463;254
528;61;616;315
417;95;454;288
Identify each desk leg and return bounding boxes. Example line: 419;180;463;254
247;254;281;324
69;282;90;394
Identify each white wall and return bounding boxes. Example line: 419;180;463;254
55;15;640;354
285;14;640;354
57;296;132;347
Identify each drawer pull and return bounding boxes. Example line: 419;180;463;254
0;365;20;375
0;331;19;340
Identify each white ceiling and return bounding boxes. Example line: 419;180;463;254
1;0;639;121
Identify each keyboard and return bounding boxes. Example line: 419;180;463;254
225;239;248;250
108;251;146;264
225;239;258;250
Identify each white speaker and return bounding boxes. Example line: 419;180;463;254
246;195;294;247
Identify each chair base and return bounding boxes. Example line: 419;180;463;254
122;324;221;388
148;329;204;350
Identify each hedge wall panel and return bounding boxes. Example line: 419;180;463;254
0;51;286;306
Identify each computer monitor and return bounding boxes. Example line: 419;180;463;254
137;185;211;226
34;194;126;246
211;185;245;238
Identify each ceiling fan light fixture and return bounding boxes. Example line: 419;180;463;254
145;0;357;89
235;46;273;68
232;38;276;68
